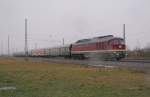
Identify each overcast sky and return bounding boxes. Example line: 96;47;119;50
0;0;150;54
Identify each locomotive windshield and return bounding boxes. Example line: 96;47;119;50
111;39;125;45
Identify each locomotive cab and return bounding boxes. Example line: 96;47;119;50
109;38;125;50
109;38;126;60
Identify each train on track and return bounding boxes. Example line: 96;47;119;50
14;35;126;60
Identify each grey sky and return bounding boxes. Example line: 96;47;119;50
0;0;150;54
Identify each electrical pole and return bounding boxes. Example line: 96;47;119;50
25;18;28;57
123;24;126;45
35;43;37;50
16;48;18;53
1;41;3;56
8;35;10;55
63;38;64;46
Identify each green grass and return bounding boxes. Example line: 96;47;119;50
0;58;150;97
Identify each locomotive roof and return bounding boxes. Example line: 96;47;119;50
75;35;123;45
96;35;114;39
76;35;114;43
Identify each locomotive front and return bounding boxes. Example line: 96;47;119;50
108;38;126;60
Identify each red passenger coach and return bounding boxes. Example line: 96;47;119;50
71;35;126;60
31;49;46;57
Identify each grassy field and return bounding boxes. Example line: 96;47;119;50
0;57;150;97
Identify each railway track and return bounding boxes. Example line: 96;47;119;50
112;59;150;63
26;57;150;71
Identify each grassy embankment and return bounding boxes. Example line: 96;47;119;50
0;57;150;97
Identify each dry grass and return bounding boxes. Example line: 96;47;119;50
0;57;149;97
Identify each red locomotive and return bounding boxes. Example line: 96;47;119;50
71;35;126;60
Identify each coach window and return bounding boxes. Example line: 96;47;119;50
101;42;104;49
100;42;102;49
96;43;99;48
104;42;106;49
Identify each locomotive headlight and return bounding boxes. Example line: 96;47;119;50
119;45;122;48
